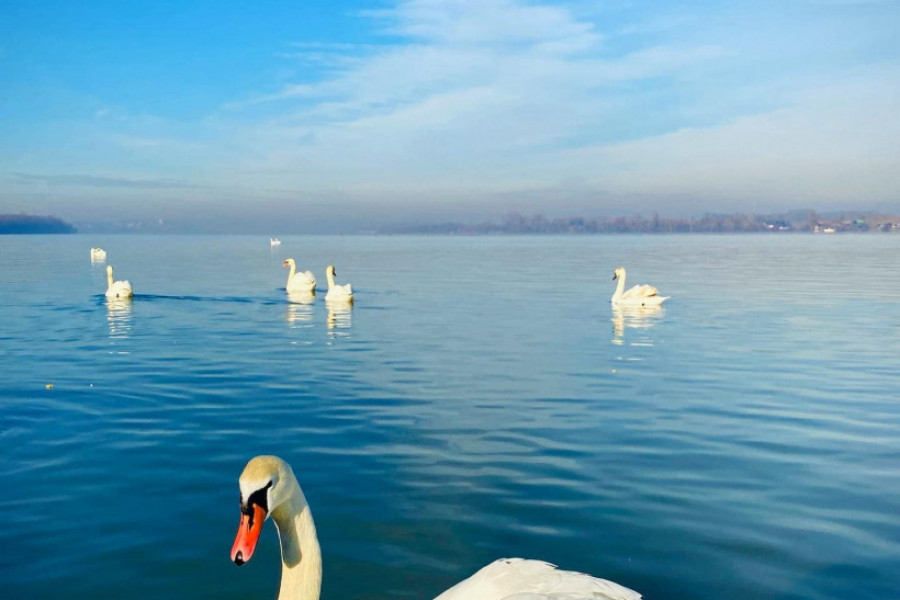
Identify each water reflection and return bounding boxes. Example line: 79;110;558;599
327;304;352;334
611;304;664;345
286;292;315;327
106;298;133;338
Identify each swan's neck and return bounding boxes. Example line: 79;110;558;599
287;262;297;281
271;480;322;600
325;270;335;291
614;272;626;298
107;269;114;288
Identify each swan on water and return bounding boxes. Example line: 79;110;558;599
271;238;282;246
324;265;353;304
611;267;667;307
90;248;107;262
231;455;641;600
282;258;316;293
105;264;133;299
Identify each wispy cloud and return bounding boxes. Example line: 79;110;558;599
12;172;200;190
4;0;899;219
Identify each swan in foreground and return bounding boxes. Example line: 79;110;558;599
282;258;316;293
231;455;641;600
324;265;353;304
611;267;667;307
90;247;107;262
105;264;133;298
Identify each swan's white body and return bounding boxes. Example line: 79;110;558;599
90;247;107;261
270;238;282;246
105;265;133;298
611;267;667;307
282;258;316;293
231;456;641;600
324;265;353;304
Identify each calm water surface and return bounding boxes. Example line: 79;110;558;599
1;234;899;600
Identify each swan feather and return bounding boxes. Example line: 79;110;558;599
433;558;641;600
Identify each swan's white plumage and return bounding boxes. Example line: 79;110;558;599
232;456;641;600
270;238;282;246
282;258;316;293
90;247;107;261
324;265;353;304
611;267;667;307
105;265;133;299
433;558;641;600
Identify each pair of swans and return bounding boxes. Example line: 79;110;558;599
105;265;133;299
611;267;668;307
283;259;353;304
232;456;641;600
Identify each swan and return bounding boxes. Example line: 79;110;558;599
105;264;133;299
282;258;316;293
231;456;641;600
90;247;107;262
271;238;282;246
611;267;667;307
324;265;353;304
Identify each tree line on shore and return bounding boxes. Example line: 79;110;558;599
0;214;76;234
384;211;899;234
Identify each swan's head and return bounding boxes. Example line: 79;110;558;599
231;455;296;566
106;265;113;276
612;266;625;281
282;258;295;268
326;265;336;276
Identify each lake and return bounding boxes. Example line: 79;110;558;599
1;234;898;600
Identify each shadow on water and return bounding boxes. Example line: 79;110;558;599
94;293;286;306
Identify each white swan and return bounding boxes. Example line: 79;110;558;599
324;264;353;304
90;247;107;262
105;264;133;299
231;456;641;600
282;258;316;293
611;267;667;307
271;238;282;246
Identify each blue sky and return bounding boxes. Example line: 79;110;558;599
2;0;899;230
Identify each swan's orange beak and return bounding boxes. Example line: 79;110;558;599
231;503;266;566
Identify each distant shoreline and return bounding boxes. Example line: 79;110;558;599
380;211;900;235
0;214;77;234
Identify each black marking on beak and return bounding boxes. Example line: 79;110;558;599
240;480;273;528
234;551;245;566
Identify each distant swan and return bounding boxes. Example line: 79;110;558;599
90;248;107;262
611;267;667;307
105;265;133;299
270;238;282;246
324;265;353;304
282;258;316;293
231;455;642;600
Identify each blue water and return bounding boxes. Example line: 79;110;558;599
1;234;899;600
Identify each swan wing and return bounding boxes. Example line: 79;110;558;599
106;280;133;298
287;271;316;289
622;284;658;299
433;559;640;600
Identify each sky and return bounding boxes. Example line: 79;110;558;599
1;0;899;232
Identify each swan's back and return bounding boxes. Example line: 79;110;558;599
433;559;641;600
326;283;353;301
106;280;133;298
287;270;316;290
622;284;659;299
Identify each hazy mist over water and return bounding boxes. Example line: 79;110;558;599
2;233;899;600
